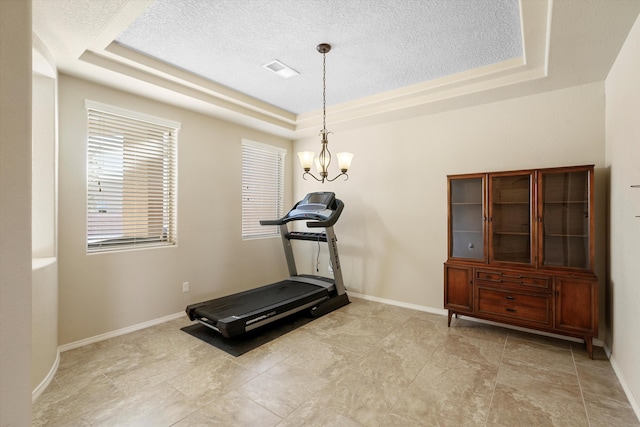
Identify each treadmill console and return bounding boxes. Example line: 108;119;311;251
289;192;335;220
297;192;335;211
260;191;343;227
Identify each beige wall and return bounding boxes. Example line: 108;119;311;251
32;74;57;258
58;75;293;345
0;0;32;425
295;82;607;326
605;14;640;414
32;61;59;393
32;258;58;390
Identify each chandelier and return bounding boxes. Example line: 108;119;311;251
297;43;353;183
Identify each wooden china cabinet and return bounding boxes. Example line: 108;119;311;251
444;165;598;358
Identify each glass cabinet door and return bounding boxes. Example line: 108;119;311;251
489;172;533;265
539;168;592;270
449;175;485;261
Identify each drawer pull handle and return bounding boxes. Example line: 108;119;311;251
505;296;515;300
506;308;516;312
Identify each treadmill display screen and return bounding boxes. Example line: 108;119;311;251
299;192;335;211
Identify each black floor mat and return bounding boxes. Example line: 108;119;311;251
180;311;316;357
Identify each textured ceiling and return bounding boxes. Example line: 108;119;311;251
114;0;523;114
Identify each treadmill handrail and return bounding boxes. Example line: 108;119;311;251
260;198;343;228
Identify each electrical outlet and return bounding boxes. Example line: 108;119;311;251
182;282;189;293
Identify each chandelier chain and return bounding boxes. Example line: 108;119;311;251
322;50;327;133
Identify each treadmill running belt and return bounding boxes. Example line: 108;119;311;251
192;280;328;322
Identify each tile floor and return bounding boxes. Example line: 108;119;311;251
33;298;639;426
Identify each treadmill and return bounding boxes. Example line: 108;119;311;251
185;191;350;338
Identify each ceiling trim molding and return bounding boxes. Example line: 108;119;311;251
79;49;298;135
33;32;56;78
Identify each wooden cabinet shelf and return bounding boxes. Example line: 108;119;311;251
545;233;588;238
445;165;598;358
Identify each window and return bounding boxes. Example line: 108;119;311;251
86;100;179;252
242;140;286;239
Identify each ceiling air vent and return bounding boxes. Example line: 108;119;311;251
263;60;299;79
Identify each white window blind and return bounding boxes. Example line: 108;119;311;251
86;101;179;252
242;140;286;239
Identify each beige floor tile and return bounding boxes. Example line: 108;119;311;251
106;352;196;393
497;357;581;391
277;399;364;427
32;372;122;426
492;358;588;427
387;333;501;425
390;354;497;426
408;308;450;324
236;362;330;417
378;316;449;350
351;344;431;388
226;318;343;374
583;390;640;426
575;362;629;402
429;332;505;372
487;383;587;426
302;313;388;354
379;412;432;426
338;298;416;322
54;340;146;387
507;329;573;350
167;354;259;401
173;390;282;427
283;330;362;379
308;369;405;427
84;381;200;427
502;335;575;375
448;317;510;344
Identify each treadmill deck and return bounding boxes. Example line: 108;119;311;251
186;279;331;337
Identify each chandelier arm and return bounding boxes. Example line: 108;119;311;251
325;172;349;182
302;171;324;182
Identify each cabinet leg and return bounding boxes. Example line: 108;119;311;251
585;336;593;360
446;311;459;327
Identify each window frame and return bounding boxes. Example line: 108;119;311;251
241;139;286;240
85;100;180;253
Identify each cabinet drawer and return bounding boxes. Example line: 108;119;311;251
475;269;550;290
476;287;551;325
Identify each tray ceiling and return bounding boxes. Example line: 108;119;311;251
32;0;640;138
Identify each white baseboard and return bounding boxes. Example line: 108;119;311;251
348;291;449;316
32;349;60;402
58;311;186;352
609;353;640;422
